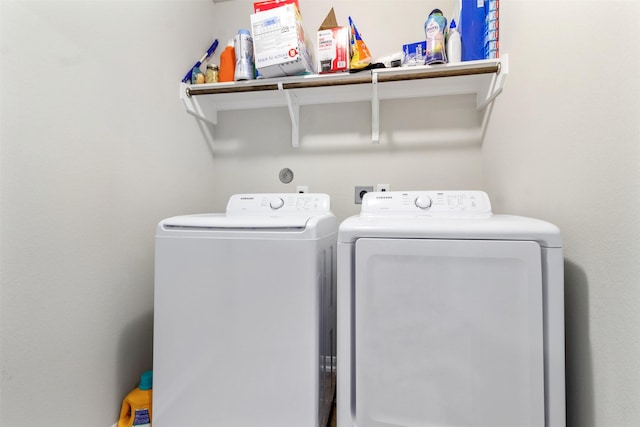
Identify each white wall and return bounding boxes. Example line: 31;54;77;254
483;2;640;426
1;0;639;426
0;1;221;425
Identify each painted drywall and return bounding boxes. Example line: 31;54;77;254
1;1;639;427
482;2;640;426
0;1;221;425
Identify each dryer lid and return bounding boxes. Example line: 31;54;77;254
361;190;492;217
339;191;562;247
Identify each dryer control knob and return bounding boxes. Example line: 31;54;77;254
415;195;432;209
270;197;285;209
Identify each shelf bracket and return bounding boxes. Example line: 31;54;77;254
371;73;380;144
476;55;508;110
181;83;218;125
280;81;300;148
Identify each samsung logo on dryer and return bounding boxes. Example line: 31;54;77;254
375;196;392;200
240;197;255;200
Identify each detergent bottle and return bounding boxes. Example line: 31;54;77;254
118;370;153;427
219;39;236;82
424;9;447;64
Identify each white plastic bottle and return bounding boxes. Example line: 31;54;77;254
446;19;462;63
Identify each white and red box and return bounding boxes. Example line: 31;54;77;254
317;27;349;73
250;3;315;78
316;8;349;73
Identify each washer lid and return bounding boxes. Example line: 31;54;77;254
159;193;333;230
159;213;311;229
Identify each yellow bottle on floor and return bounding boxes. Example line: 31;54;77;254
118;371;152;427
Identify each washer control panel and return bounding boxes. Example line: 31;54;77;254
361;191;492;215
226;193;331;214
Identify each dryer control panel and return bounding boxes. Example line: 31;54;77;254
361;191;492;215
226;193;331;214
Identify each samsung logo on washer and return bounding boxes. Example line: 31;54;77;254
240;197;255;200
375;196;392;200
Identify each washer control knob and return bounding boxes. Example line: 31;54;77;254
415;195;432;209
270;197;285;209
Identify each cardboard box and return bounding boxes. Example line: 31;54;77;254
316;8;349;73
253;0;299;13
250;4;315;78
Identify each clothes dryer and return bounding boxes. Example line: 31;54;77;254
337;190;565;427
154;193;337;427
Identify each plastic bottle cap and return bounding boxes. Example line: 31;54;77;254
227;39;234;47
238;29;250;35
139;370;153;390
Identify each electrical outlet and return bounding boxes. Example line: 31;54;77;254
355;186;374;204
376;184;390;192
296;186;308;193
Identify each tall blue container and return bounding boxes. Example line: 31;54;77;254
460;0;485;61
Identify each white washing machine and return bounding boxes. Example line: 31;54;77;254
337;190;565;427
153;193;337;427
